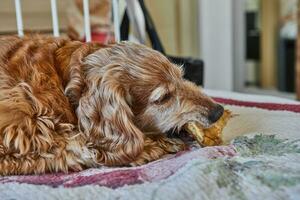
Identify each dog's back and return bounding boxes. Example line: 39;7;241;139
0;36;100;174
0;36;79;122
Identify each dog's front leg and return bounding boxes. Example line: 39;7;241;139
130;133;186;166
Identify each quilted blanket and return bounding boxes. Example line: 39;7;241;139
1;90;300;200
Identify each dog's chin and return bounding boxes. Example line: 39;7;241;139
166;128;195;143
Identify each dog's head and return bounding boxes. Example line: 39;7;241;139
65;41;223;165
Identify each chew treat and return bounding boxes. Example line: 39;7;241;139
183;109;232;146
183;122;204;144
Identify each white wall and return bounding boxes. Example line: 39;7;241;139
233;0;246;92
198;0;245;91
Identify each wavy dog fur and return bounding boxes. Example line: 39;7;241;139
0;35;220;175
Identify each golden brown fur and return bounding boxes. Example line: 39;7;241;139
0;35;221;175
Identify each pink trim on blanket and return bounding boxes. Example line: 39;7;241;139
214;97;300;113
0;145;237;188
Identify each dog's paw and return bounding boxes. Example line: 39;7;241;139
129;147;165;166
129;135;186;166
156;137;187;153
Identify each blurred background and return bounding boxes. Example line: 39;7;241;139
1;0;299;100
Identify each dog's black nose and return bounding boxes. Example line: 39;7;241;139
208;104;224;123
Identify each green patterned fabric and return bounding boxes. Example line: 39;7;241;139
202;134;300;200
2;134;300;200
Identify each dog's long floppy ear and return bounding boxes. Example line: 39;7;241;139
76;64;144;166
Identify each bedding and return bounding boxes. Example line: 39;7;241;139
1;89;300;200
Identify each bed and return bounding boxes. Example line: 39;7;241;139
1;89;300;200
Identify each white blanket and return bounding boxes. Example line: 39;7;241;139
1;90;300;200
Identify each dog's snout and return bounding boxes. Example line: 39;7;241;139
208;104;224;123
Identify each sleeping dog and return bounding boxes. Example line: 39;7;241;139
0;36;223;175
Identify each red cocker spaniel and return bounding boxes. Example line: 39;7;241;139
0;36;223;175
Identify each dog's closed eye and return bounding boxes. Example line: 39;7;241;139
149;86;173;104
153;93;172;104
